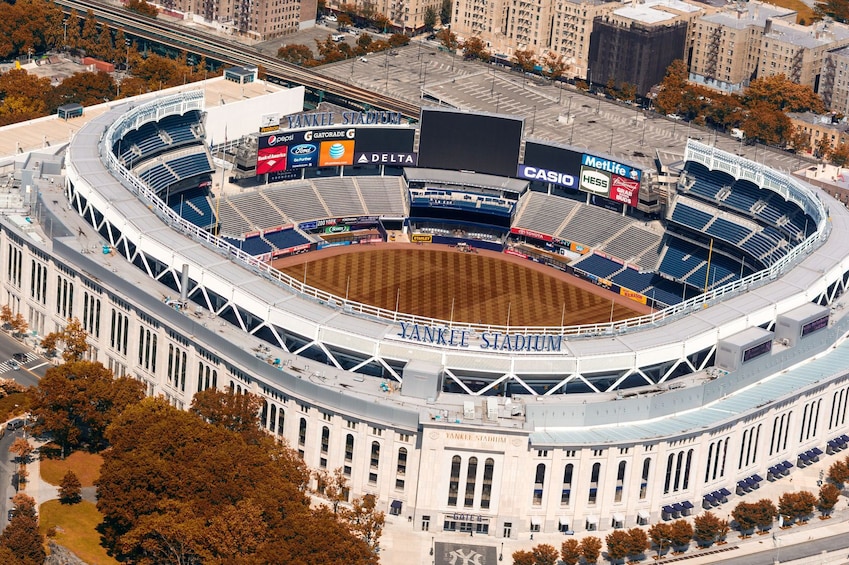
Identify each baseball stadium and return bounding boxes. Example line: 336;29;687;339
5;70;849;545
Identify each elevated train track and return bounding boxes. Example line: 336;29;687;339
53;0;421;119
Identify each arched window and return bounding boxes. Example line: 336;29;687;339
321;426;330;454
277;408;285;435
481;458;494;509
664;453;674;494
673;451;684;491
589;462;600;504
533;463;546;506
561;464;573;505
261;400;268;428
269;404;277;432
345;434;354;462
640;458;651;499
298;418;307;446
615;461;626;502
397;447;407;475
465;457;478;508
705;443;715;483
682;449;693;490
448;455;461;506
370;441;380;469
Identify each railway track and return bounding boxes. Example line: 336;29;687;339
53;0;422;119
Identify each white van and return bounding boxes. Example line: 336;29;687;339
332;34;345;42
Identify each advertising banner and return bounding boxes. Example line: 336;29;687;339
510;227;553;242
257;145;287;175
517;165;577;189
411;233;433;243
579;166;611;197
355;152;418;166
581;154;641;182
620;287;648;305
319;140;355;167
609;174;640;207
288;142;319;169
260;113;280;133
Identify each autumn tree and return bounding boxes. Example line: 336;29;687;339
0;305;12;327
819;482;840;516
80;9;99;54
580;536;602;564
462;36;490;61
817;0;849;22
342;493;385;551
732;501;760;536
655;59;688;116
512;550;535;565
388;33;410;48
512;48;537;75
543;51;568;82
278;44;315;66
126;0;158;18
315;36;347;64
754;498;778;532
830;142;849;166
59;470;82;504
648;522;673;555
30;359;145;455
693;511;724;546
828;458;849;485
561;538;581;565
743;74;826;114
741;102;793;146
41;317;88;362
97;397;373;564
786;490;817;522
438;28;459;51
669;519;694;550
66;9;82;50
10;312;26;338
790;126;812;154
0;69;52;126
54;71;118;107
9;438;32;465
0;499;44;565
815;134;832;160
313;467;349;513
531;544;559;565
337;13;354;29
189;387;265;444
605;530;630;563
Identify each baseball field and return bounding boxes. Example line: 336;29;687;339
272;243;648;327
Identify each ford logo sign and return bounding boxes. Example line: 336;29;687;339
291;144;316;156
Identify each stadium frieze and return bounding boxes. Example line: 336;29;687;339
396;321;564;352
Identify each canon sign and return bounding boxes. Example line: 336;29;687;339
517;165;576;189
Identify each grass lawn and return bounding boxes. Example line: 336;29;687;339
769;0;817;24
39;499;118;565
40;451;103;487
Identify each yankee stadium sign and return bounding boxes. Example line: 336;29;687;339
397;322;564;352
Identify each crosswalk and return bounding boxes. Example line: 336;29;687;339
0;352;37;374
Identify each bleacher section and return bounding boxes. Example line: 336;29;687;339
137;149;212;194
658;237;706;280
313;178;365;217
138;163;177;192
169;186;215;229
558;204;633;247
573;254;623;279
682;161;730;200
705;217;752;244
670;200;713;230
602;226;662;266
264;229;310;250
268;183;330;223
166;152;213;180
612;268;654;293
513;192;579;237
355;177;408;216
217;200;253;237
113;110;203;167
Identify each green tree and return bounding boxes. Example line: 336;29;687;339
440;0;452;25
561;538;581;565
59;470;82;504
580;536;602;564
424;6;437;31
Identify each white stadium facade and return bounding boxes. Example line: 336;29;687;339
8;83;849;540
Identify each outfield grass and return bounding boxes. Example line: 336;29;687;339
40;451;103;487
39;499;118;565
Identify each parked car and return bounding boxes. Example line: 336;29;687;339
325;13;337;21
12;352;26;362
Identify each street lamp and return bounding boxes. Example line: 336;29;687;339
430;536;434;556
658;537;670;560
499;542;504;561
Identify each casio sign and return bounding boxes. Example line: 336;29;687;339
518;165;576;188
580;169;610;193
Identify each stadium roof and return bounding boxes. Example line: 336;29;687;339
404;168;529;193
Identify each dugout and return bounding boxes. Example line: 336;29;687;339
57;103;83;120
715;327;774;372
775;303;830;347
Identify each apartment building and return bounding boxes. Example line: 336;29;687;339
166;0;308;40
758;19;849;90
324;0;443;33
587;0;706;96
821;45;849;115
788;112;849;154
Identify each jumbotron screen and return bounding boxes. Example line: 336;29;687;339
417;109;523;177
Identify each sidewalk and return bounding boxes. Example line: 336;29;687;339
23;439;59;507
380;452;849;565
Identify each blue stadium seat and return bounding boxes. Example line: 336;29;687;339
573;254;624;279
263;229;310;250
705;217;752;244
612;269;654;293
671;203;713;231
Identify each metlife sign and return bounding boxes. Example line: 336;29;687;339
581;154;641;182
517;165;576;189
